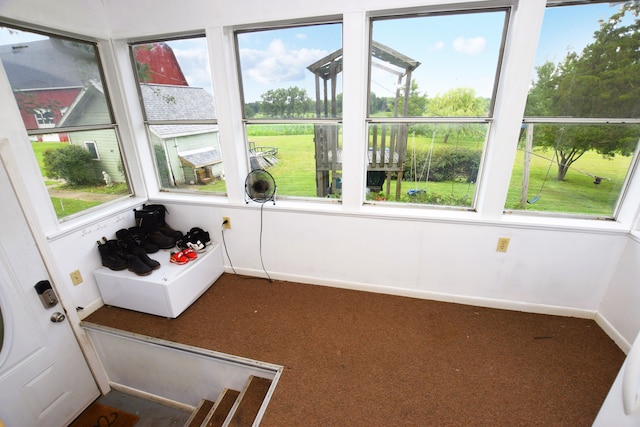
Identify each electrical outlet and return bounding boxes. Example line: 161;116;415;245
222;216;231;229
496;237;510;253
70;269;83;286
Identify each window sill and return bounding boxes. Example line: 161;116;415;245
47;195;148;241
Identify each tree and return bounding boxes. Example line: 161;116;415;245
369;91;391;115
426;88;489;143
260;86;311;118
396;80;428;116
525;2;640;180
427;87;488;117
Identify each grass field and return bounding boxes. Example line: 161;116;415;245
32;129;633;218
244;129;632;216
31;142;130;218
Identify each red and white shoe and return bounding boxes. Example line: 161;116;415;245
169;251;189;265
182;248;198;260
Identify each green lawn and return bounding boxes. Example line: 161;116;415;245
51;197;102;218
31;133;633;217
245;130;631;215
31;142;130;219
505;147;630;216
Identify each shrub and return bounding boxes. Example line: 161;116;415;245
405;146;481;183
43;144;100;186
400;190;471;206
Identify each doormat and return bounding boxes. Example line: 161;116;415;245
69;402;139;427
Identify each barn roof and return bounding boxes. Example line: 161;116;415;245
0;39;97;90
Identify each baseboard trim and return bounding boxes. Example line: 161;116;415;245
77;298;105;320
227;267;597;320
595;312;631;354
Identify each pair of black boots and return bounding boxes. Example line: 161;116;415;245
97;233;160;276
133;204;183;249
97;204;184;276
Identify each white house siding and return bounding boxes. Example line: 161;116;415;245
150;132;221;186
69;128;125;183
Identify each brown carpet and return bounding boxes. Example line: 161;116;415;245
69;402;139;427
86;273;625;426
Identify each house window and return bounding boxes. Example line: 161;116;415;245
85;141;99;159
367;9;508;207
34;108;55;128
504;2;640;219
0;25;131;220
131;36;225;193
236;22;343;199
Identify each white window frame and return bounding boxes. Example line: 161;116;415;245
365;7;511;211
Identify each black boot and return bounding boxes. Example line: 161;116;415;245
137;252;161;270
134;207;178;248
116;228;147;255
128;226;159;253
126;253;153;276
102;237;126;259
147;229;176;249
97;240;127;271
141;204;183;239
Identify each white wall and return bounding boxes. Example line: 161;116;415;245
46;198;630;321
0;0;639;352
598;236;640;351
0;0;109;39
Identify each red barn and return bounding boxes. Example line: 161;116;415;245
0;39;187;141
132;42;188;86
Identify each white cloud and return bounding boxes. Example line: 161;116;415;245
240;39;327;85
433;41;445;50
452;36;487;54
172;45;212;91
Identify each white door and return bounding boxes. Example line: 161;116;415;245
0;160;99;426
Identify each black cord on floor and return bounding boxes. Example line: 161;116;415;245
220;204;272;282
259;202;273;282
221;226;238;275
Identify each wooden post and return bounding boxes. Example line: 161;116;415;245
314;75;321;118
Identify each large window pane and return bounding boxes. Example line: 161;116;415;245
245;123;342;199
370;11;506;118
132;37;226;193
237;23;343;200
525;2;640;119
0;29;111;129
1;26;131;220
506;123;638;216
149;124;224;190
33;130;130;219
237;23;343;119
508;2;640;218
368;10;505;207
365;122;486;207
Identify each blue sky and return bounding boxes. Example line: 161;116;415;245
234;3;627;102
0;2;632;102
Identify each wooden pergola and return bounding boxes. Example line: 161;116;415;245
307;41;421;198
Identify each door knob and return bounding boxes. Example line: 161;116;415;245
50;312;65;323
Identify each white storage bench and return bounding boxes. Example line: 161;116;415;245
94;243;224;318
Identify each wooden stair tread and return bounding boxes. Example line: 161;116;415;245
227;376;272;427
184;399;215;427
205;388;240;427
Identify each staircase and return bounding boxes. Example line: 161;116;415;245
184;376;273;427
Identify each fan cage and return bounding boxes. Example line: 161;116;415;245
245;169;277;204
